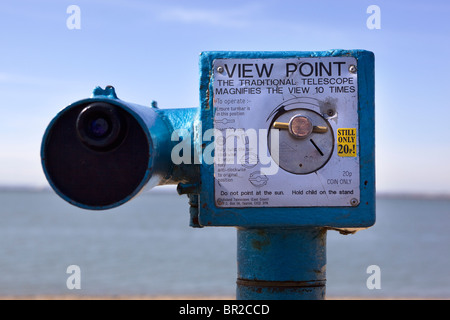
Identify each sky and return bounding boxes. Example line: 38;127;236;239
0;0;449;194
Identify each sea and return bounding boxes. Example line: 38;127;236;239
0;189;448;299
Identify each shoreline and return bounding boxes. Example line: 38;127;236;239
0;295;447;300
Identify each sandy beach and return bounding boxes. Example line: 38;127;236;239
0;295;445;300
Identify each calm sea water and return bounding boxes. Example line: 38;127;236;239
0;190;448;298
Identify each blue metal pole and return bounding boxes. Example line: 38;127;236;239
236;227;327;300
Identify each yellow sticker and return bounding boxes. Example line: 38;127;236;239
337;128;357;157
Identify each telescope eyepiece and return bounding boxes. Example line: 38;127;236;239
90;117;110;138
76;102;126;151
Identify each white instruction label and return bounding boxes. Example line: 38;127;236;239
213;57;360;207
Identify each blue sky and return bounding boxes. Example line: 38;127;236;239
0;0;449;194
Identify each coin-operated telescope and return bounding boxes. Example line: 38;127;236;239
41;86;198;209
41;50;375;299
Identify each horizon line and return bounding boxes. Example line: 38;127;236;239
0;185;449;200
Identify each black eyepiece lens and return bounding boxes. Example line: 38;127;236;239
76;103;126;151
90;117;110;138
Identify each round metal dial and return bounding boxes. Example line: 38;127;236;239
268;108;334;174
